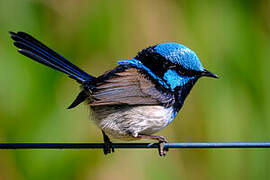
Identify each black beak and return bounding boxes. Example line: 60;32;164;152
201;69;219;78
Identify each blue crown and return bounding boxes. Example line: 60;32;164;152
154;42;204;72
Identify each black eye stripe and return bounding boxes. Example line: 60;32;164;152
135;46;202;78
169;64;202;77
158;56;202;77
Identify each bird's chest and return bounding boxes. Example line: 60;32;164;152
90;105;176;140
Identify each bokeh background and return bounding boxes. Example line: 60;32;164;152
0;0;270;179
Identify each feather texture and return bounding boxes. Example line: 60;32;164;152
9;31;94;83
90;68;174;106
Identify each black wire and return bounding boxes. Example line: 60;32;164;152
1;142;270;149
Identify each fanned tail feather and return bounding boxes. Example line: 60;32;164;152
9;31;95;83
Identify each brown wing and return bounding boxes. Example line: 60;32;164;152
89;68;171;106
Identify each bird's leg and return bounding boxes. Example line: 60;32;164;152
136;134;169;156
102;130;114;155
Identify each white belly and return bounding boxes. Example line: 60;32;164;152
90;105;176;140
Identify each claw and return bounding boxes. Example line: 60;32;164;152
136;134;169;156
103;140;114;155
102;130;114;155
158;141;169;156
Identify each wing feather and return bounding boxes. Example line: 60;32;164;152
90;68;173;106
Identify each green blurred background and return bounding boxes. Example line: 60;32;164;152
0;0;270;179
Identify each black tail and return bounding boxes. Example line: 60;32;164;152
9;31;96;109
9;31;95;84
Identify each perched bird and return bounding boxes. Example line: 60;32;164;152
9;31;218;156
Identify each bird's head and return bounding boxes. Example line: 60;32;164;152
121;42;218;90
118;42;218;109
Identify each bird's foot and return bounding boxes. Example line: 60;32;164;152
102;131;114;155
137;134;169;156
158;138;169;156
103;140;114;155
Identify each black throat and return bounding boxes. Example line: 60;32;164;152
173;77;199;112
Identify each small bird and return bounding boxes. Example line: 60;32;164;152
9;31;218;156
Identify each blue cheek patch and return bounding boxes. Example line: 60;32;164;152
163;69;194;90
118;59;169;89
154;43;204;72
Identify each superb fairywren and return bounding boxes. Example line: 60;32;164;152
9;31;218;156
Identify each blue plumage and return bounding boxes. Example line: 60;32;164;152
9;31;93;83
118;58;170;89
9;31;218;156
166;109;178;124
154;42;204;71
163;69;195;90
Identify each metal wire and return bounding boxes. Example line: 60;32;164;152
1;142;270;149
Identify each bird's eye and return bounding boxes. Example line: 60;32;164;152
166;62;177;69
167;64;185;75
168;65;177;69
169;64;200;77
